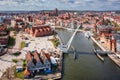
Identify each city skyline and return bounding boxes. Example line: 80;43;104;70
0;0;120;11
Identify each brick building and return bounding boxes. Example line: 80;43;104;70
0;25;9;45
25;25;53;37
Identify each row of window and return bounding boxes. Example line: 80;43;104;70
30;64;50;69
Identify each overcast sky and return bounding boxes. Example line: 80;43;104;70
0;0;119;11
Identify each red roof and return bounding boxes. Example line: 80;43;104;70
26;51;32;65
103;33;112;37
24;68;30;76
0;26;7;31
15;19;23;22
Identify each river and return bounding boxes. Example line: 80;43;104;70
55;29;120;80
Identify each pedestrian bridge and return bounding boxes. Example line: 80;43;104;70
58;25;81;53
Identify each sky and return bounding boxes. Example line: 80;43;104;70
0;0;120;11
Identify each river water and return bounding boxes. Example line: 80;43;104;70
55;29;120;80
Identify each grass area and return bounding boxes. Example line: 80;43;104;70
14;60;26;79
14;70;24;80
12;59;18;63
51;35;60;48
12;51;21;56
8;37;15;47
23;59;26;68
21;41;26;49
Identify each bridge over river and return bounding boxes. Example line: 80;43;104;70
55;28;120;80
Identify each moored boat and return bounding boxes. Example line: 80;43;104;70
93;48;104;61
84;31;90;39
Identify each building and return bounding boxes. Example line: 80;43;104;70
111;34;120;52
25;25;53;37
0;24;9;54
95;22;118;52
0;24;9;45
25;50;51;76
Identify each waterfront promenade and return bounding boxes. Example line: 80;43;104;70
91;36;120;67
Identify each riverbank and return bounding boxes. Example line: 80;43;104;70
55;29;120;80
91;36;120;67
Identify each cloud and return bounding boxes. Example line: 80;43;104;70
0;0;119;11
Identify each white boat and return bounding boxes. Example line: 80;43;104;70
50;56;57;65
84;31;91;38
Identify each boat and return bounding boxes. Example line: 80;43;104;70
84;32;90;39
93;48;104;61
94;49;108;56
50;56;57;65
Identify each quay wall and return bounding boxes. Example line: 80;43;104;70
91;36;120;67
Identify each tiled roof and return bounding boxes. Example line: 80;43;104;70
0;26;7;31
40;50;48;63
26;51;32;65
44;53;51;61
15;19;23;22
26;50;51;65
103;33;112;37
33;50;40;63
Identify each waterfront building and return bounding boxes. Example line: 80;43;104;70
111;34;120;52
94;18;119;52
25;50;51;77
25;25;53;37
